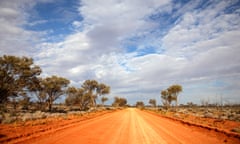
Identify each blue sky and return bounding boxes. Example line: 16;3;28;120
1;0;240;105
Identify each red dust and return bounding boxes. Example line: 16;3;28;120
0;108;240;144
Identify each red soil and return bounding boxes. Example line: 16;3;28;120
150;110;240;135
0;108;240;144
0;110;115;143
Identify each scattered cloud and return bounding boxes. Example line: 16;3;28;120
1;0;240;105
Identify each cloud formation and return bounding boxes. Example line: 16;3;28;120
1;0;240;105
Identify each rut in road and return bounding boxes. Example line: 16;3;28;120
21;108;239;144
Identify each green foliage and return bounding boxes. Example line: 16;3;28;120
82;80;110;107
167;84;182;106
66;87;78;107
81;80;98;107
149;99;156;107
66;87;92;110
97;83;110;96
136;101;144;108
112;97;127;107
161;84;183;107
161;90;172;107
101;97;108;106
66;80;110;110
0;55;111;112
0;55;41;105
41;75;70;111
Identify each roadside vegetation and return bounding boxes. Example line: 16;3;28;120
161;84;182;108
0;55;124;124
133;83;240;134
1;55;239;132
136;101;144;109
112;97;127;107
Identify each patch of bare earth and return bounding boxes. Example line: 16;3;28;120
0;110;116;144
1;108;240;144
146;109;240;140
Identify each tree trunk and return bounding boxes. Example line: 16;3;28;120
48;103;52;112
48;99;52;112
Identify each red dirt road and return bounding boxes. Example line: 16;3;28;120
20;108;240;144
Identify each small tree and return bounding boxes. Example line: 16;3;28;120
66;87;93;111
149;99;156;107
0;55;41;106
66;80;110;110
37;91;47;111
41;75;70;111
65;86;79;106
167;84;182;106
97;83;110;107
112;97;127;107
161;90;172;108
136;101;144;109
97;83;110;97
101;97;108;106
161;84;183;108
81;80;98;107
28;77;46;111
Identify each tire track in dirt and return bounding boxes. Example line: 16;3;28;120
18;108;240;144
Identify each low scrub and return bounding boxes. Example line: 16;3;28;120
0;107;118;124
147;106;240;122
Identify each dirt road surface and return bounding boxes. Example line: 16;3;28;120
20;108;240;144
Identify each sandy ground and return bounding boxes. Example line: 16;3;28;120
5;108;239;144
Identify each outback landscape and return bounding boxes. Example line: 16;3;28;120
0;106;240;144
1;0;240;144
1;55;240;143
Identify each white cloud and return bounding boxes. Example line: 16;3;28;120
34;0;173;84
0;0;54;56
78;0;171;53
35;33;91;80
34;0;240;105
1;0;240;105
162;1;240;56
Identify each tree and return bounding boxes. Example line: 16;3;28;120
27;77;47;111
97;83;110;97
37;91;47;111
81;80;99;107
41;75;70;111
81;80;110;107
66;80;110;110
167;84;182;106
66;86;78;106
97;83;110;107
112;97;127;107
149;99;156;107
161;84;183;108
101;97;108;106
161;90;172;108
66;87;92;111
0;55;41;105
136;101;144;109
19;96;31;110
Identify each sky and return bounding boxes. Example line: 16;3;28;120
1;0;240;105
